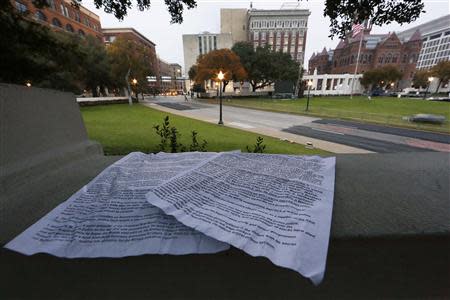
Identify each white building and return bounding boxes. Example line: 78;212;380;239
303;70;364;96
397;14;450;70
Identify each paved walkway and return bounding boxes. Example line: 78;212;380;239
142;96;370;154
141;96;449;154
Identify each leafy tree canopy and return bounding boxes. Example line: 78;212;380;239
430;60;450;93
232;42;299;91
106;35;156;92
360;65;402;90
1;8;119;95
194;49;247;91
412;69;431;89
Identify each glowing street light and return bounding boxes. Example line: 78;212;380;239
132;78;138;85
306;80;313;112
217;70;225;125
26;82;31;87
424;77;434;100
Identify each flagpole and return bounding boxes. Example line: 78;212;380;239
350;27;364;99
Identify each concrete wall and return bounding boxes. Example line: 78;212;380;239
220;8;248;44
303;73;364;95
0;84;104;185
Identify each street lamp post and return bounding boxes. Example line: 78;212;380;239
424;77;433;100
217;70;224;125
306;80;313;111
131;78;138;101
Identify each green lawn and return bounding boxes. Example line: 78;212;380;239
80;104;329;156
206;96;450;133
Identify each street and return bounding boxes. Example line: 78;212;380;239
142;96;450;154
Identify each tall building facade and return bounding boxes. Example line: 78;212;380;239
13;0;102;39
247;8;310;66
309;28;422;88
220;8;248;44
182;32;233;76
397;14;450;70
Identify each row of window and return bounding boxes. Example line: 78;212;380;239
198;35;218;55
33;9;86;36
420;48;450;61
14;0;98;33
252;30;306;37
422;37;448;48
249;19;307;30
46;0;99;31
334;54;373;67
418;57;450;69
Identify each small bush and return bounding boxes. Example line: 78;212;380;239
153;116;208;153
247;136;266;153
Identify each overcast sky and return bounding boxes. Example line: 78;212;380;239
83;0;449;73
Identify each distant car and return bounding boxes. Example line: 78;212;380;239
370;89;385;96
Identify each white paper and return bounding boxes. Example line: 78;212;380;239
146;152;336;285
5;152;229;258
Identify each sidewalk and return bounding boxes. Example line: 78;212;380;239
142;98;373;154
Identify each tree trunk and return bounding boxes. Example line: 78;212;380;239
91;85;98;97
222;80;228;92
435;79;442;94
251;82;257;92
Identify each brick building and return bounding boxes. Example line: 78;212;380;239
308;48;333;75
102;28;158;88
13;0;102;39
309;28;422;88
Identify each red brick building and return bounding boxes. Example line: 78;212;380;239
13;0;103;40
308;47;332;75
309;29;422;88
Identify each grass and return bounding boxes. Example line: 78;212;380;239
80;104;329;156
204;96;450;133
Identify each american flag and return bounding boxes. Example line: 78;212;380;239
352;23;364;37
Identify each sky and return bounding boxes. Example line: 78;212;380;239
83;0;450;73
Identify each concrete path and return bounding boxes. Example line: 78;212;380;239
142;96;371;154
141;96;449;154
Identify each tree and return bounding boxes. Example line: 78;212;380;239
107;36;156;97
232;42;299;92
430;61;450;93
80;36;112;97
412;69;431;89
194;49;247;92
188;65;198;82
360;65;402;90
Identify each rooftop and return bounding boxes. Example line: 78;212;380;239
102;27;156;46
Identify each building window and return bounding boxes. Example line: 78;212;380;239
15;1;27;13
74;12;81;22
66;24;74;32
52;18;62;28
46;0;56;10
198;36;202;55
35;11;47;22
208;36;212;52
213;36;217;50
78;29;85;36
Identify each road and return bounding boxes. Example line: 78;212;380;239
142;96;450;154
